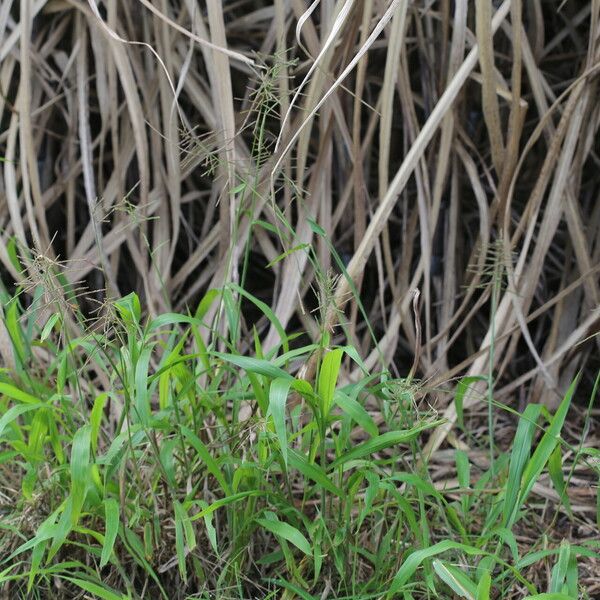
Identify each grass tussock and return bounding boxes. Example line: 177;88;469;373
0;1;600;598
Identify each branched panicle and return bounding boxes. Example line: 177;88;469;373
247;53;297;169
19;247;83;317
468;236;516;293
311;268;345;338
179;127;221;178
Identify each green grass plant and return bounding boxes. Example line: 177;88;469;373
0;280;597;599
1;4;600;597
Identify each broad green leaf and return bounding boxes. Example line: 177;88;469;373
196;499;218;554
338;345;369;374
330;421;442;469
269;378;291;468
288;449;343;497
90;393;108;454
390;541;485;593
521;595;573;600
549;540;570;593
0;382;42;405
291;378;314;398
181;426;231;495
190;491;264;521
100;498;119;568
27;539;48;591
519;377;578;508
47;498;74;561
148;313;203;332
334;391;378;437
318;348;343;416
212;352;292;381
476;571;491;600
229;283;289;355
548;445;572;517
516;545;600;569
565;553;578;597
70;425;91;526
195;288;220;320
40;313;61;341
27;408;48;458
247;371;268;415
60;576;126;600
134;344;154;425
433;560;476;599
256;517;311;555
0;402;44;438
502;403;543;527
454;377;486;430
493;527;520;562
222;287;240;342
114;292;141;325
5;301;27;365
455;450;470;489
159;438;177;487
174;500;188;580
180;504;196;551
274;345;319;367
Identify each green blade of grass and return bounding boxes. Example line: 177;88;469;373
502;403;543;527
272;578;317;600
196;499;218;554
147;313;203;332
27;538;48;592
134;344;154;425
476;571;491;600
180;426;231;495
518;377;579;509
70;425;91;526
269;377;291;468
174;500;188;581
432;559;476;599
39;313;60;342
189;491;265;522
288;449;344;497
317;347;343;416
330;421;442;469
60;576;126;600
114;292;141;325
256;517;311;556
548;445;572;517
389;540;486;594
100;498;119;568
229;283;289;355
90;393;108;455
212;352;293;380
520;594;573;600
0;382;43;405
334;390;378;437
454;376;487;431
0;402;44;438
565;553;578;597
549;540;570;594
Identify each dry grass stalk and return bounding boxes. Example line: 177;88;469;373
0;0;598;455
